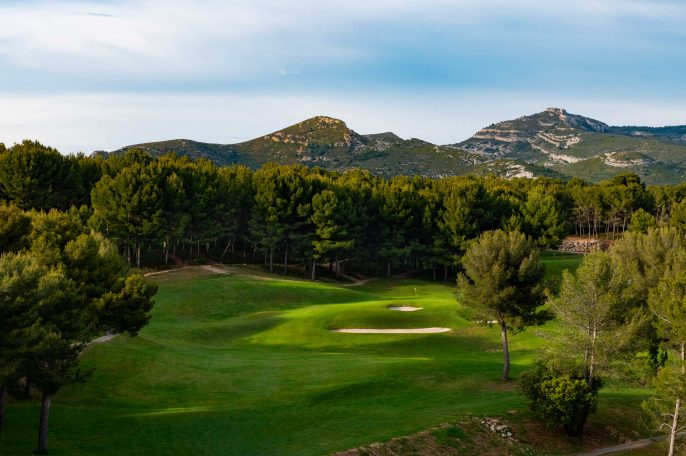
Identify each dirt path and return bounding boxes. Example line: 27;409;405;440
340;274;378;287
145;264;317;285
143;266;195;277
575;435;671;456
201;265;230;274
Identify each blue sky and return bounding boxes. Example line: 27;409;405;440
0;0;685;152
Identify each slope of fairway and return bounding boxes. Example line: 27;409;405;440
3;259;631;456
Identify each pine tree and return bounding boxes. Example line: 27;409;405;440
457;230;548;380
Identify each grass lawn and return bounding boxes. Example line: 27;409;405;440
541;250;583;280
3;255;651;455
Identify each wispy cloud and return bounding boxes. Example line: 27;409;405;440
0;0;684;151
83;12;117;17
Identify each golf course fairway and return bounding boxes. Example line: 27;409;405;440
2;256;647;455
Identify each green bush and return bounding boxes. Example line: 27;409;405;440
519;362;601;437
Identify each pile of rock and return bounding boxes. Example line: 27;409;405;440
558;237;610;253
480;417;514;440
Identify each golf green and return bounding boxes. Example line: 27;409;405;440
4;256;638;456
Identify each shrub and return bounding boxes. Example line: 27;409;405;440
519;362;601;437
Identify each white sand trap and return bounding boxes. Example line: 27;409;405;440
331;327;451;334
388;306;423;312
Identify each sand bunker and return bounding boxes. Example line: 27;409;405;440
331;327;451;334
388;306;423;312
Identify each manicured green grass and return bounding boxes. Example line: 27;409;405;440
541;250;583;282
1;257;637;456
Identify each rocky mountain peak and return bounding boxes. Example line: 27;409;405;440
545;107;568;115
544;108;609;133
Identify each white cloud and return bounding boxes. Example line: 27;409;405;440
0;1;683;151
0;0;683;86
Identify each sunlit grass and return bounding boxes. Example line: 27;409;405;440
3;257;650;456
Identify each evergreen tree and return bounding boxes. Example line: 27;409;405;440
0;254;54;437
311;189;353;279
645;271;686;456
457;230;548;380
91;161;163;267
549;252;633;387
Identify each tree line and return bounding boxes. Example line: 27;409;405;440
5;141;686;279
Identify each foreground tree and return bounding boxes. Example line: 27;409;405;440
30;231;156;453
549;252;633;386
0;254;52;437
522;252;636;438
0;209;158;454
611;227;686;372
457;230;548;380
645;271;686;456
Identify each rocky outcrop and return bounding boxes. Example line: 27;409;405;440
546;107;609;133
558;237;611;253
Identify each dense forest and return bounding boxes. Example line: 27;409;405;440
1;140;685;279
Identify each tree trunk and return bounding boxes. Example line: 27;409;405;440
311;259;316;280
220;241;231;263
587;323;597;388
284;244;288;275
36;392;51;454
269;250;274;272
499;316;510;381
0;384;6;437
669;340;686;456
387;261;391;277
669;398;680;456
136;243;141;268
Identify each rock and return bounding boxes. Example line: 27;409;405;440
558;237;611;253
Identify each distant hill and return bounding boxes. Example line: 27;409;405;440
452;107;686;184
97;109;686;184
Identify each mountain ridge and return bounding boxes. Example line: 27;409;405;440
96;108;686;184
